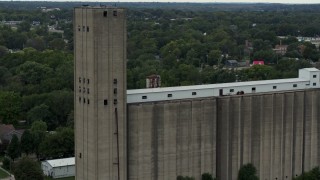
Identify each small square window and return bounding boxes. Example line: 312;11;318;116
114;88;117;94
104;99;108;105
113;11;117;16
82;26;85;32
313;83;317;86
114;99;118;105
87;88;89;94
79;77;81;83
87;26;89;32
192;92;197;95
168;94;172;97
113;79;117;84
103;11;107;17
79;97;81;102
252;87;256;91
83;98;86;103
293;84;297;87
142;96;147;99
273;86;277;89
79;86;81;92
87;99;90;104
230;89;234;92
79;153;82;158
78;25;81;31
83;87;86;93
87;79;90;84
313;75;317;78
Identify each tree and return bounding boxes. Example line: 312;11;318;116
39;127;74;159
2;157;10;170
207;50;221;66
25;37;46;51
0;66;11;87
302;44;319;61
27;104;52;125
48;38;66;50
66;110;74;128
13;157;44;180
20;130;34;155
238;163;259;180
7;134;21;161
176;64;200;86
253;50;276;64
16;61;53;85
4;31;27;49
31;120;47;132
294;167;320;180
30;121;47;159
177;176;195;180
202;173;214;180
17;21;31;32
239;65;278;81
0;91;22;124
33;90;73;130
253;39;272;52
0;45;9;58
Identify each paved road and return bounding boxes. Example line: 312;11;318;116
0;174;14;180
0;167;14;180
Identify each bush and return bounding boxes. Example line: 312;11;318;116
177;175;195;180
238;163;259;180
202;173;214;180
13;157;44;180
2;157;10;170
294;167;320;180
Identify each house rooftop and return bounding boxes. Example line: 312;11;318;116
0;124;15;137
45;157;75;168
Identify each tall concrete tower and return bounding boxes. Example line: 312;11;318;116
74;7;127;180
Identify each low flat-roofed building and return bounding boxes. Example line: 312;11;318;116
41;157;75;179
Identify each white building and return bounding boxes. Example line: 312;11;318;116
41;157;75;179
127;68;320;103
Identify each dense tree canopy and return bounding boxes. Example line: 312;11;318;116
30;120;47;159
20;130;34;155
13;157;44;180
7;134;21;161
39;127;74;159
0;91;21;124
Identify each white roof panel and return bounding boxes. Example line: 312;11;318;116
127;78;308;95
303;68;320;72
45;157;75;168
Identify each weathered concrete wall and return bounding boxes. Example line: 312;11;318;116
128;99;217;180
127;89;320;180
217;90;320;180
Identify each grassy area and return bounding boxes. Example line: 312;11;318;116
0;168;10;179
44;176;75;180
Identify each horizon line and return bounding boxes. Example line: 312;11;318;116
0;0;319;5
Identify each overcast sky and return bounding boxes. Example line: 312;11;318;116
86;0;319;4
